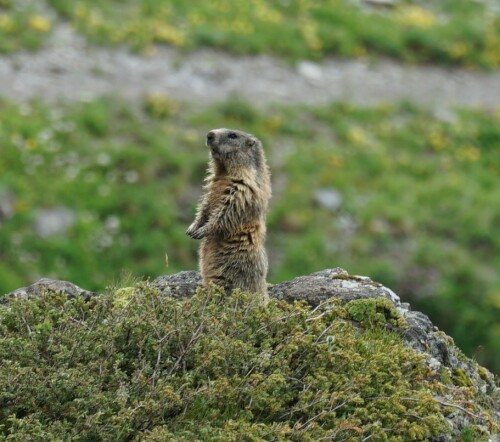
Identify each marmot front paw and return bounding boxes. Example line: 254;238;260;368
186;224;206;239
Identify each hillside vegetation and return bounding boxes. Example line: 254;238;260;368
0;0;499;67
0;97;499;374
0;285;497;440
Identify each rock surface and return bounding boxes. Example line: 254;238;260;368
34;207;76;238
152;270;203;299
2;277;96;302
2;268;499;439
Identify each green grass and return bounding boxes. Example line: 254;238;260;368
2;0;500;67
0;0;53;53
46;0;500;67
0;287;495;440
0;96;499;375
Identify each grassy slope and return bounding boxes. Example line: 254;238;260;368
0;0;52;52
1;0;500;67
0;287;496;440
0;97;499;374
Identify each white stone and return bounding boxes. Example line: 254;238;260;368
34;207;75;238
297;61;323;81
314;188;343;211
383;286;401;304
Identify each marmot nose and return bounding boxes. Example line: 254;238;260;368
206;131;216;145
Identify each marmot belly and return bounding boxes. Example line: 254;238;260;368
200;227;268;295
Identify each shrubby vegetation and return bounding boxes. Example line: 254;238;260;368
1;97;499;374
1;0;500;67
0;286;495;440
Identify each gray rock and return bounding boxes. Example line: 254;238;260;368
1;277;96;303
152;270;203;298
313;188;343;211
297;60;323;82
269;267;398;305
0;189;15;222
34;207;75;238
363;0;395;7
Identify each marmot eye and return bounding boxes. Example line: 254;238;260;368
228;132;238;140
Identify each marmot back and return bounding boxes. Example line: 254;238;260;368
186;128;271;300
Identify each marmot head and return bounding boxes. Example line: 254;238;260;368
206;128;264;173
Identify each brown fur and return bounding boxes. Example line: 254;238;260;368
186;128;271;298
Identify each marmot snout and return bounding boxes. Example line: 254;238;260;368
187;128;272;299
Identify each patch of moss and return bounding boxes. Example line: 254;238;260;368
478;366;490;382
112;286;136;308
453;368;474;387
458;425;491;442
344;297;406;328
330;272;351;280
440;367;454;386
331;273;382;288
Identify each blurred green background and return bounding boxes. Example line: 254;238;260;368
0;0;499;374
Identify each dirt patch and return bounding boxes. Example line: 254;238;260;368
1;24;499;108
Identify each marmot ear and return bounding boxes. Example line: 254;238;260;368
246;138;256;148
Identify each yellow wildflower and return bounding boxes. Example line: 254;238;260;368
255;1;283;24
429;129;447;151
465;146;480;161
14;200;29;213
87;10;103;27
347;126;367;145
0;15;14;32
264;115;282;131
484;48;500;67
484;29;500;66
449;42;469;59
355;46;367;58
231;20;253;34
456;145;480;162
26;138;37;150
28;15;51;33
328;155;344;168
486;292;500;309
300;18;322;51
75;5;89;19
188;13;203;27
144;94;178;118
154;23;185;46
397;6;435;29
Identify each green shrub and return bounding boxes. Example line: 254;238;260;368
2;286;494;440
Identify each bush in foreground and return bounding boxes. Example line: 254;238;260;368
0;285;496;441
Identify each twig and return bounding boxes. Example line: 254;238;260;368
167;296;211;376
366;396;484;420
293;400;349;431
432;399;484;420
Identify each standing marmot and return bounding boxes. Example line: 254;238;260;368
186;128;271;299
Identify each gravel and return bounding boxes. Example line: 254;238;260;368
1;24;500;108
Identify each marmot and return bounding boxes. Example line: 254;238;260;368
186;128;271;299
